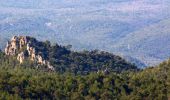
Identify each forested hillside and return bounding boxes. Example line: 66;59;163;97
0;0;170;99
0;50;169;99
0;36;169;99
0;0;170;67
2;36;137;75
115;18;170;67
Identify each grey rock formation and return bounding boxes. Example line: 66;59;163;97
5;36;54;70
17;52;25;64
5;36;19;56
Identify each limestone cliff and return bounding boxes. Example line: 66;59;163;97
5;36;54;70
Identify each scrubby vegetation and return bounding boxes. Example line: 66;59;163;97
48;45;137;74
12;38;138;74
0;50;169;99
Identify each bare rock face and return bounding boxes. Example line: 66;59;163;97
17;52;25;64
5;36;29;56
5;36;54;70
19;36;28;48
37;55;43;64
27;43;36;61
5;36;19;56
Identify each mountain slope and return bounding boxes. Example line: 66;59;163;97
0;0;170;67
114;18;170;67
2;36;138;74
0;50;169;99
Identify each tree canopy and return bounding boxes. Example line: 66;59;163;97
0;50;169;99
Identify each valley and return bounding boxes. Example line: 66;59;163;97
0;0;170;67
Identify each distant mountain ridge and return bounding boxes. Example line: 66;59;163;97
0;0;170;67
1;18;170;67
114;18;170;66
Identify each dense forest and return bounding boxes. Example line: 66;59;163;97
4;36;137;75
0;48;169;99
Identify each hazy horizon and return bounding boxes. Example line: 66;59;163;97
0;0;170;67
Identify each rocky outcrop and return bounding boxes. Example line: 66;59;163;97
5;36;54;70
5;36;29;56
17;52;25;64
27;44;36;61
5;36;19;56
